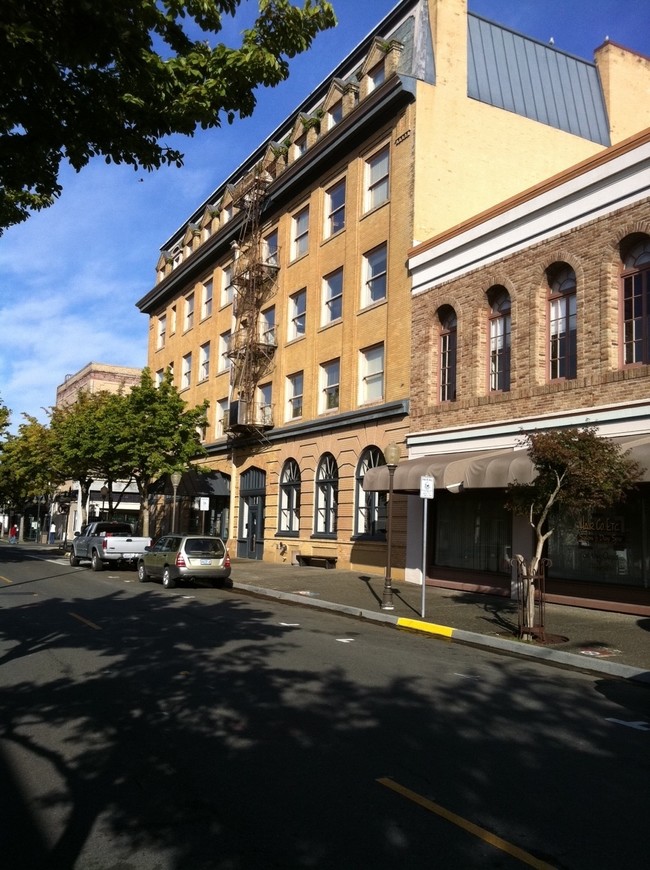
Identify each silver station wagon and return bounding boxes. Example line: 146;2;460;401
137;535;231;589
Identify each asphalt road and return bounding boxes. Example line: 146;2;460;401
0;546;648;869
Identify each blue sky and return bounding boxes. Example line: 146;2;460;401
0;0;648;432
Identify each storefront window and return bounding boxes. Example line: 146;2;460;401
435;490;511;574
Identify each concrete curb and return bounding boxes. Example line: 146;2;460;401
234;582;650;686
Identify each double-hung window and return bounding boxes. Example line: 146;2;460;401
216;398;229;437
181;353;192;389
260;306;276;346
258;383;273;426
287;371;304;420
221;264;233;307
368;61;386;92
219;331;231;372
199;342;210;381
184;293;194;331
324;178;346;238
292;206;309;260
322;268;343;325
488;287;511;392
365;145;389;212
622;236;650;365
279;459;301;534
548;265;577;380
328;100;343;130
288;289;306;340
201;279;213;319
157;314;167;349
362;243;387;307
359;344;384;404
320;359;340;412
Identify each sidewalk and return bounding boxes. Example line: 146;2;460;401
8;541;650;685
228;558;650;686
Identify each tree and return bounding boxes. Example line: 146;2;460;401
506;427;642;639
0;396;9;439
1;0;336;231
116;369;208;535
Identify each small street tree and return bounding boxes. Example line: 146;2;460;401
1;0;336;231
506;427;642;639
116;369;209;536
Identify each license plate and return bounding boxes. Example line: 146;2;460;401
200;559;211;565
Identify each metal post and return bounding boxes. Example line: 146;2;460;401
171;471;182;533
381;442;400;611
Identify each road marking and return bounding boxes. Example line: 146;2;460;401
606;718;650;731
69;611;102;631
280;622;301;627
0;575;13;584
336;638;355;643
377;777;556;869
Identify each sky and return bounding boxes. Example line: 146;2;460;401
1;0;648;433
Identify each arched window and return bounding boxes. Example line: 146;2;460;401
548;264;576;380
487;286;511;392
438;306;457;402
622;235;650;365
314;453;338;536
354;447;387;537
278;459;301;535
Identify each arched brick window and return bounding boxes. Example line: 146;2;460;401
622;234;650;365
548;263;576;380
487;286;511;392
438;305;457;402
278;459;300;535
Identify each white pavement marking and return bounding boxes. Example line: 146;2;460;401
605;718;650;731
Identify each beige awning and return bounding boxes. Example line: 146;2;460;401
363;432;650;493
363;447;535;492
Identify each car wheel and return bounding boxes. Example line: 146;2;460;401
91;551;103;572
137;562;149;583
162;567;175;589
69;551;80;567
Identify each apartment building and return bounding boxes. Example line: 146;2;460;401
136;0;650;577
374;129;649;614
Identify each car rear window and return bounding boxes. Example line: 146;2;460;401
184;538;225;557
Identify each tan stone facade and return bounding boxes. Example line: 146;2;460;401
137;1;650;582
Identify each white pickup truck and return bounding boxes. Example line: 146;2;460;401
69;521;152;571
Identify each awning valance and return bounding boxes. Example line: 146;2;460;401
363;433;650;493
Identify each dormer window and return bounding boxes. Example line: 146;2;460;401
368;61;386;93
328;100;343;129
294;133;307;159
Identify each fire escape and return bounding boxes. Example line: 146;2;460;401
226;167;279;440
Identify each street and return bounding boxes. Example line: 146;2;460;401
0;544;648;869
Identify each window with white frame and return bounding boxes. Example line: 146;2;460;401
322;268;343;325
488;286;511;392
263;228;279;266
622;235;650;365
365;144;390;212
201;279;213;319
287;371;304;420
368;61;386;92
439;306;457;402
257;383;272;426
314;453;338;536
324;178;346;238
170;305;177;334
184;293;194;331
278;459;301;534
294;133;307;160
155;369;164;387
328;99;343;130
167;361;174;384
292;206;309;260
216;397;229;437
218;331;231;372
222;203;233;225
354;447;387;537
157;313;167;349
548;264;577;380
288;289;306;340
319;359;340;412
359;344;384;404
171;245;183;268
260;306;276;346
199;342;210;381
181;352;192;389
221;263;233;307
362;243;387;307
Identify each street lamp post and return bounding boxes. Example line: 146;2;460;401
381;442;401;611
100;485;109;520
171;471;182;533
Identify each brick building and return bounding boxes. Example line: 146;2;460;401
368;129;650;614
136;0;650;578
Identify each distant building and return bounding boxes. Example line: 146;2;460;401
53;362;142;541
136;0;650;578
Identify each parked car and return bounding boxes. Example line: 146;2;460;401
69;522;151;571
137;535;231;589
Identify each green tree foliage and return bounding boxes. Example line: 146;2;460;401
0;396;9;438
0;415;62;516
116;368;208;535
0;0;336;231
506;427;642;637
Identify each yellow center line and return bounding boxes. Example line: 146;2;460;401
0;575;13;584
377;777;556;870
68;611;102;631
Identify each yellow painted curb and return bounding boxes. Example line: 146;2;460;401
397;617;454;637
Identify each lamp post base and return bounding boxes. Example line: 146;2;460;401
381;578;395;611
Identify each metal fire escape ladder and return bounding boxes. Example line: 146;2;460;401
226;166;278;437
